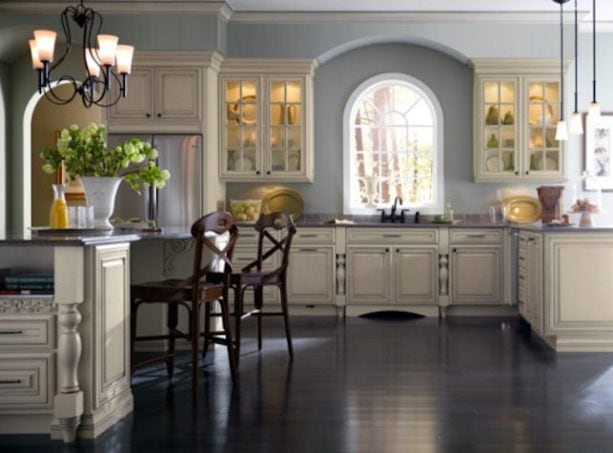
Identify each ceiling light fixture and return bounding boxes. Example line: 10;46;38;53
554;0;570;141
588;0;600;118
569;0;583;134
28;0;134;108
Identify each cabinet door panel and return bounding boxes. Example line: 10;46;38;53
155;68;201;120
394;247;438;305
451;246;502;304
346;247;390;304
108;68;153;120
287;247;334;304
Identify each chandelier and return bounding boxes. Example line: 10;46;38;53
28;0;134;108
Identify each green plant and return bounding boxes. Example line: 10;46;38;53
41;123;171;191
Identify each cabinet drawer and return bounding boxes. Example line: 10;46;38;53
0;353;54;409
294;228;335;244
450;229;502;244
0;317;54;349
347;228;438;244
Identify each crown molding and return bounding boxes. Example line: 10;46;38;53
0;1;228;15
220;58;319;77
469;58;571;74
229;11;586;24
134;50;224;70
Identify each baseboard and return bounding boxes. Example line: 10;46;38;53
0;413;53;434
443;305;518;317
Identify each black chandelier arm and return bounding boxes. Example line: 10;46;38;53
592;0;597;103
92;71;124;108
49;6;75;73
559;0;564;121
574;0;579;113
42;76;80;106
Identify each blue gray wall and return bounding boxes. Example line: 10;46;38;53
3;9;613;226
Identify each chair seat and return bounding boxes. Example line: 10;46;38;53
240;271;281;287
132;279;225;303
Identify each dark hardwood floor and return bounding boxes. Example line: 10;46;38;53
3;315;613;452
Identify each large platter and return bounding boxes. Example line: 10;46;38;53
501;196;542;224
260;188;304;220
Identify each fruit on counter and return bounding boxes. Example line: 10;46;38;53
230;199;261;222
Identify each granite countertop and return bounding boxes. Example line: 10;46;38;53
0;230;141;246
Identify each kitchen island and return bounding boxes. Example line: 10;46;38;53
0;231;139;442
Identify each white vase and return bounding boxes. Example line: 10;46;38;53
80;176;122;230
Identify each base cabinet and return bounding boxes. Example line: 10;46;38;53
449;228;504;306
518;232;543;332
346;228;439;307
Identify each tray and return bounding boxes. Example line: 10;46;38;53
501;196;542;224
261;188;304;220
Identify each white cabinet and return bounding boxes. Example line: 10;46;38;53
449;228;503;305
105;51;223;133
287;228;336;305
470;59;567;183
518;231;543;332
346;228;439;306
219;59;317;182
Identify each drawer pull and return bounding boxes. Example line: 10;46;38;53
0;380;21;384
382;234;401;238
0;330;23;335
519;257;525;261
297;248;319;252
464;234;487;238
298;234;318;238
519;275;525;280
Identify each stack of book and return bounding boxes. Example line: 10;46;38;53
0;273;54;295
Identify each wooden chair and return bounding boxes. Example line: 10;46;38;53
130;211;239;394
235;212;297;362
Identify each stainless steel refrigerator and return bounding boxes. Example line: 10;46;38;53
108;134;202;228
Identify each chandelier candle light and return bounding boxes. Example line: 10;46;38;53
28;0;134;107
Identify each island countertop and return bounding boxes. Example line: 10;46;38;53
0;230;141;246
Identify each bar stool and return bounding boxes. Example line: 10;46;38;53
130;211;239;395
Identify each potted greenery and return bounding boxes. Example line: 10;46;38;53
41;122;171;229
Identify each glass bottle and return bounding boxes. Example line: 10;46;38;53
49;184;69;229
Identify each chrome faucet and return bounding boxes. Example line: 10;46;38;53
378;197;409;223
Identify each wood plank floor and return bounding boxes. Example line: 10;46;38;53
3;315;613;452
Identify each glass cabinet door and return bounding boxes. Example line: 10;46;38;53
222;78;260;175
526;80;561;176
268;78;304;175
481;79;517;176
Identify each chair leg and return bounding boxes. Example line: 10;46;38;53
202;302;211;359
190;300;200;396
219;298;238;384
167;304;178;377
130;298;138;379
255;286;263;351
280;282;294;359
235;285;243;366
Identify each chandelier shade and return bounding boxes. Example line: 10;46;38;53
28;0;134;108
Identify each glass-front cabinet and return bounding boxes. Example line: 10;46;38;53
219;59;316;182
471;59;566;183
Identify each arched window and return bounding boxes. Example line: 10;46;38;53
343;73;444;215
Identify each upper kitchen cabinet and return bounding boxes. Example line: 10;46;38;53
470;59;568;183
219;59;318;182
105;51;223;133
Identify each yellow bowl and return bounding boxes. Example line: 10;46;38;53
501;196;542;224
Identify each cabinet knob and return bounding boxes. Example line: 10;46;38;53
514;171;519;175
396;248;400;253
256;170;261;175
157;113;162;118
525;171;530;175
452;248;457;253
266;170;271;175
146;113;151;118
385;248;389;253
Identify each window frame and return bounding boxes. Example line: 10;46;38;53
342;73;444;215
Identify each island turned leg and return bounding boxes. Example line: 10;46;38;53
53;247;85;443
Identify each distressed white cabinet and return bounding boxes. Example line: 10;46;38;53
106;51;222;133
449;229;503;305
0;239;135;441
346;228;439;308
219;59;317;182
287;228;336;305
470;59;566;183
517;231;543;332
